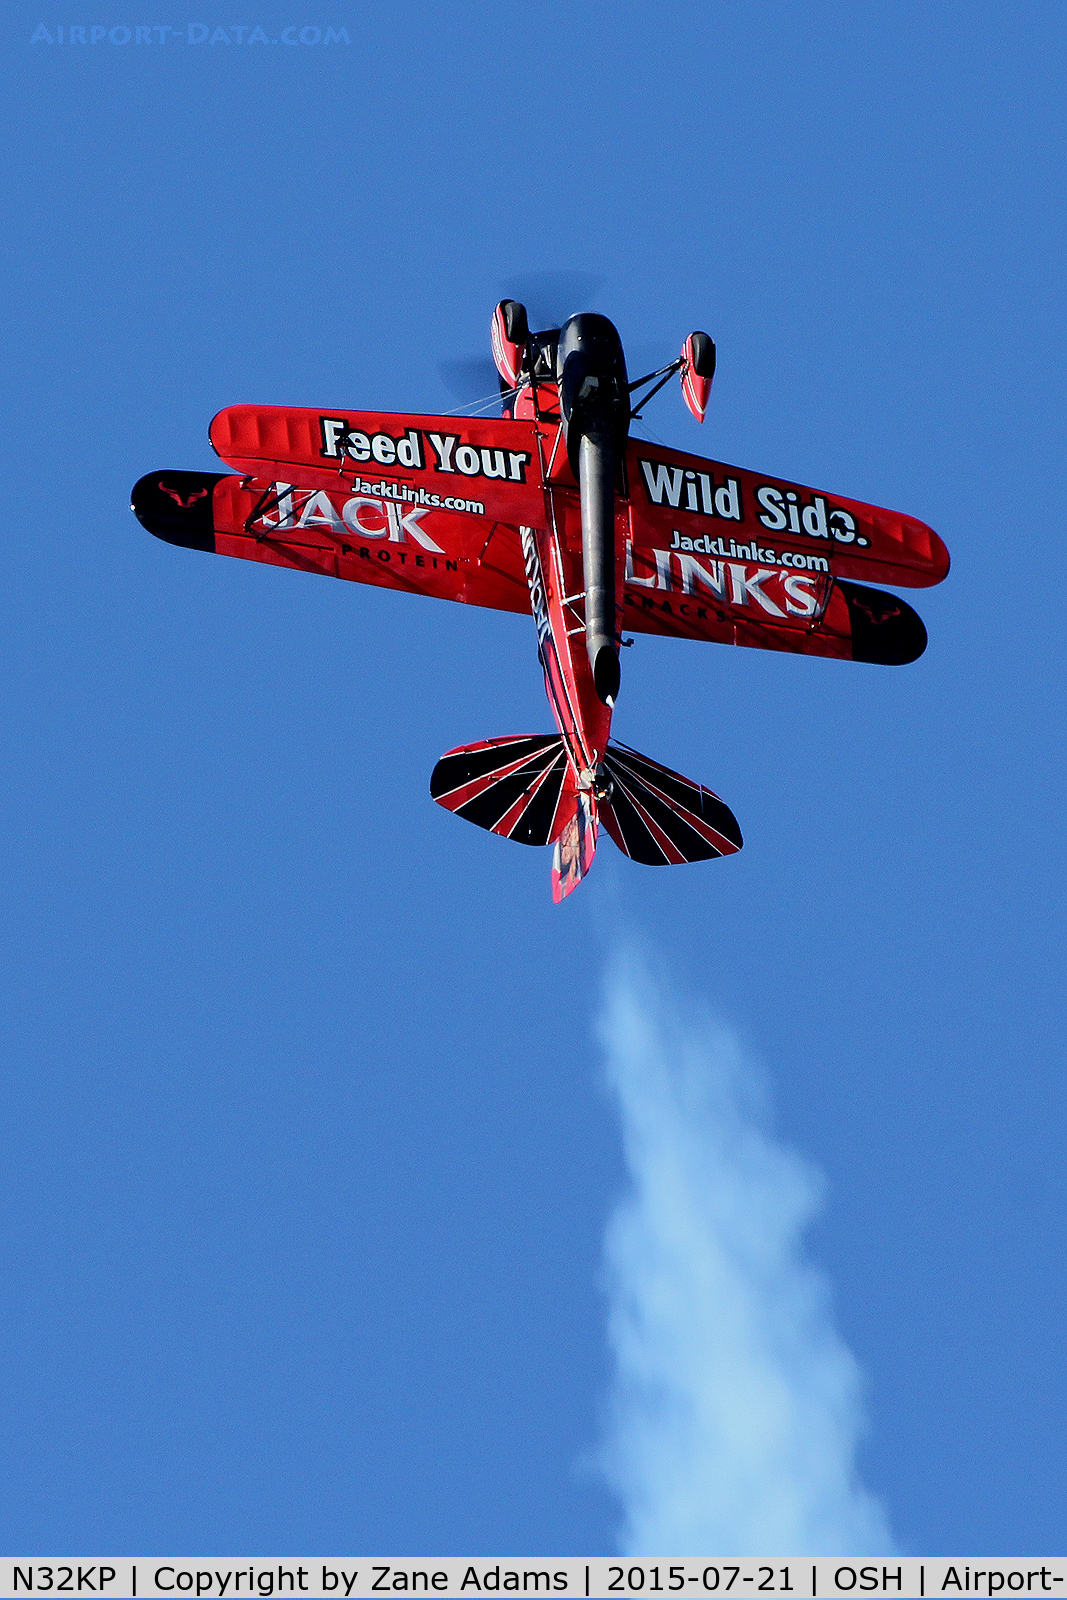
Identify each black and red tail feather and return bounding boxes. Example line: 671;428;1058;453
430;736;571;845
600;744;742;866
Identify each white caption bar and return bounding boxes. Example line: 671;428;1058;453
1;1562;1065;1600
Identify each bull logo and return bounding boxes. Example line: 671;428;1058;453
159;482;209;508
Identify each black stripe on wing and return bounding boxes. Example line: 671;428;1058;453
601;744;743;865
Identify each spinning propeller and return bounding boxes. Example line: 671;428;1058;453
442;273;716;426
439;272;605;409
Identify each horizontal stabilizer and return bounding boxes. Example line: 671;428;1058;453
600;743;743;866
430;736;571;845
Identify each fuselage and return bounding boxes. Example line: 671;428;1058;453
507;313;633;806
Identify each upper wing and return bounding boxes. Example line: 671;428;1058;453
626;439;948;590
209;405;551;528
132;471;531;617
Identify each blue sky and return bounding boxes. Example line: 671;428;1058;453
1;0;1065;1558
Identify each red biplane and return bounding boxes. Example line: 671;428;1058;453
132;303;949;901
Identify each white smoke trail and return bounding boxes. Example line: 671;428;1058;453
597;950;894;1556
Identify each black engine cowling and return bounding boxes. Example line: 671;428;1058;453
556;315;630;705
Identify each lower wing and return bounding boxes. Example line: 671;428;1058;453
135;472;926;665
132;471;530;617
624;571;928;665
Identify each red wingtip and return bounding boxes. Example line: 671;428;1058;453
680;332;715;423
491;302;526;388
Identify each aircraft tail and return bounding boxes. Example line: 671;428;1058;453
429;734;596;903
429;736;742;899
